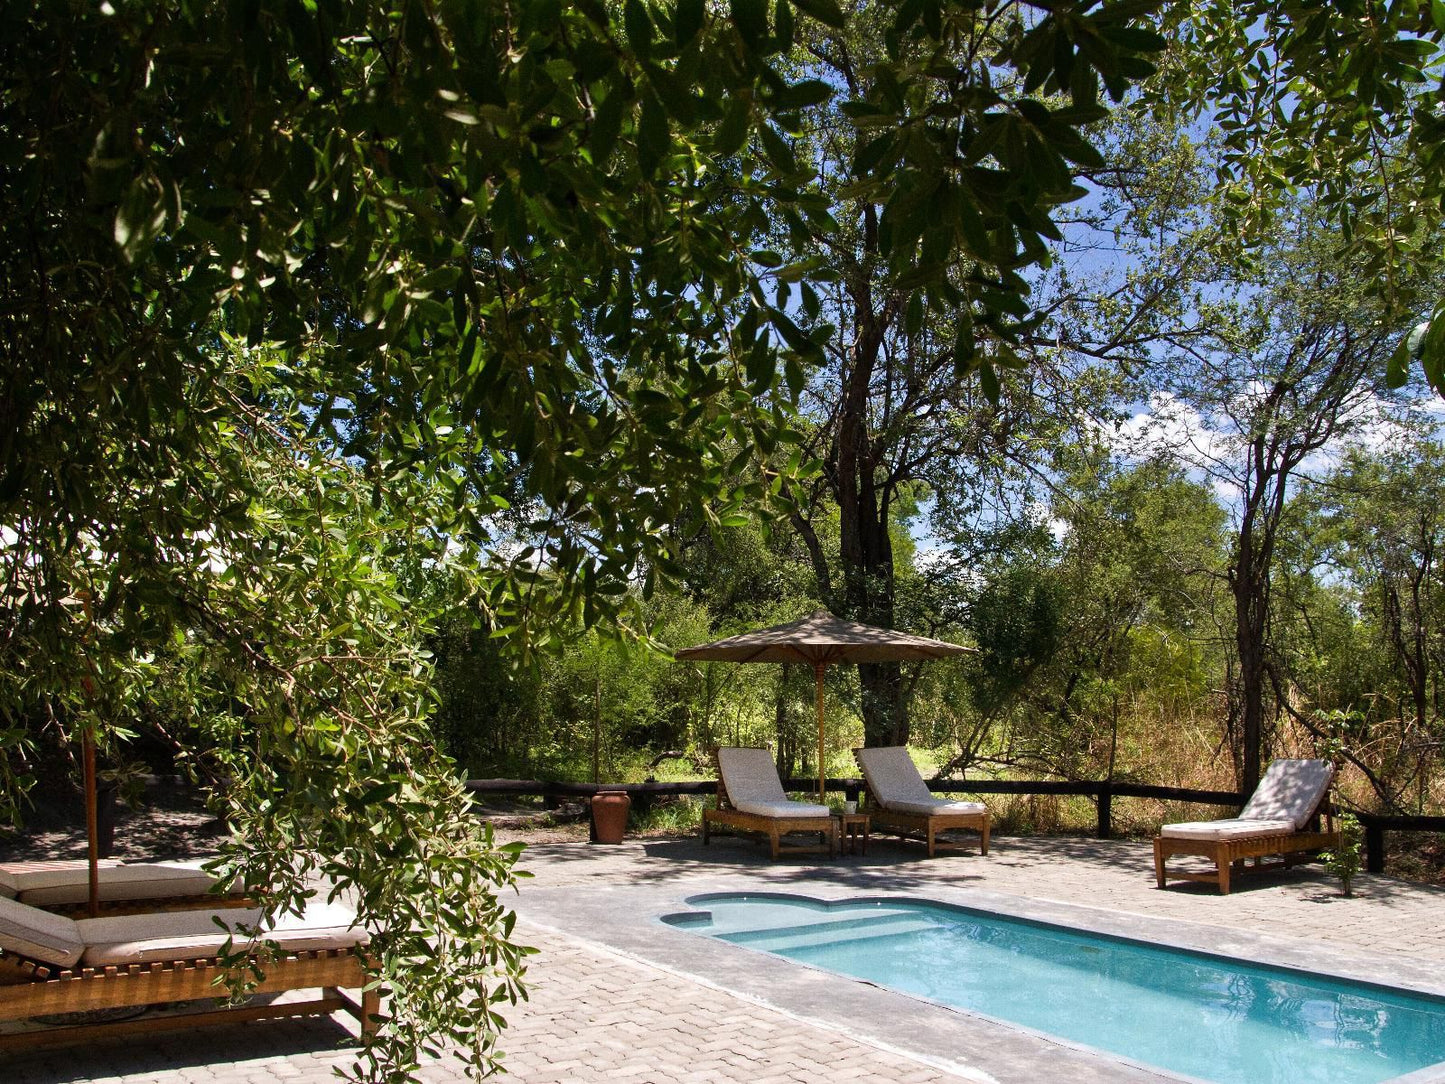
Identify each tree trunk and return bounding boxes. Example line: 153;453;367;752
858;661;906;745
1234;574;1266;797
1231;485;1274;798
834;268;910;746
1231;438;1274;799
774;664;795;779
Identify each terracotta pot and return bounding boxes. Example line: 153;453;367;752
590;791;631;844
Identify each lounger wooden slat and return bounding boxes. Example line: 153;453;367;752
0;894;380;1051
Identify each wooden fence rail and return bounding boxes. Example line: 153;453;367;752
464;776;1241;844
466;777;1445;871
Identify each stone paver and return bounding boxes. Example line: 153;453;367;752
8;926;966;1084
8;833;1445;1083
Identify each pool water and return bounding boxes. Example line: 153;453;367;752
662;894;1445;1084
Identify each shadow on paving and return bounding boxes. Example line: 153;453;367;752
642;837;995;893
0;787;225;865
512;829;1433;901
516;831;1023;894
8;1015;360;1084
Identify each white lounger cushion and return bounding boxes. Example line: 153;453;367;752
9;863;220;907
1239;759;1334;829
717;748;831;818
882;798;987;817
856;747;983;815
730;798;833;818
76;901;367;967
1158;818;1298;841
0;894;85;967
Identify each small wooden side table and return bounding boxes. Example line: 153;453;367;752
837;812;870;855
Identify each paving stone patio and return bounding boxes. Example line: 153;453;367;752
8;832;1445;1083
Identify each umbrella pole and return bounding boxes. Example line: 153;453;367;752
83;730;99;917
815;663;826;804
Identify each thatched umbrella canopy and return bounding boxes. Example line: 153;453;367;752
675;611;972;801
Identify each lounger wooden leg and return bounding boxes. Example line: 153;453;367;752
1154;837;1167;888
926;824;936;858
361;983;381;1037
979;816;990;856
1217;847;1232;895
769;827;780;860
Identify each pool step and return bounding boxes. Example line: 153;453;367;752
716;910;939;953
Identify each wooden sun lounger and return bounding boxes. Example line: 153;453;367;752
1152;822;1338;895
0;896;378;1051
1153;758;1340;894
853;748;989;858
700;749;837;860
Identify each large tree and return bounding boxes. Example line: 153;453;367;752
1318;438;1445;810
1149;216;1411;794
776;1;1168;745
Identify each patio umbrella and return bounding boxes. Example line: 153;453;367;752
674;611;972;802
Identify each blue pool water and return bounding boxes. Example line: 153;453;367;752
662;894;1445;1084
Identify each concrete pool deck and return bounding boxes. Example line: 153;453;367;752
9;832;1445;1083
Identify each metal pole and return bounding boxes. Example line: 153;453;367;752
815;663;826;803
83;731;99;917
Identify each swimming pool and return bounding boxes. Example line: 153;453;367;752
662;893;1445;1084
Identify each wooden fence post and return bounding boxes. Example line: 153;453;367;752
1364;820;1385;874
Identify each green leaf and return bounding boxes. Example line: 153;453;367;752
773;79;833;110
1386;336;1412;389
978;360;1000;404
589;87;627;163
714;93;752;157
952;311;975;377
904;291;923;336
637;94;670;176
358;781;403;806
769;305;814;355
114;175;168;263
1423;309;1445;393
624;0;653;54
758;124;797;173
853;133;895;177
675;0;705;43
789;0;845;28
730;0;769;46
775;0;795;46
800;282;821;321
